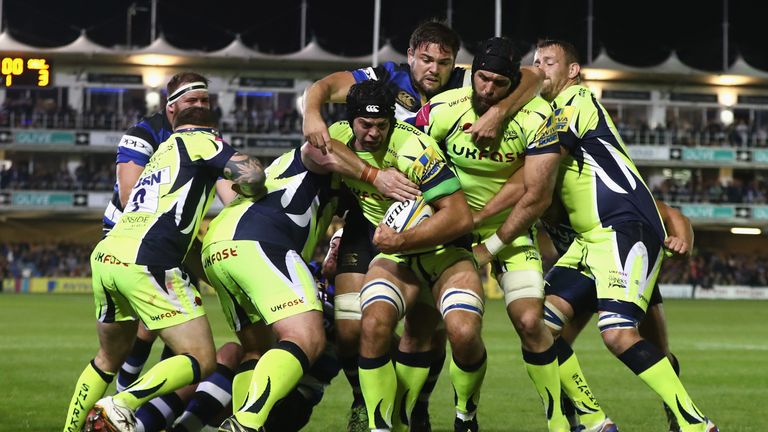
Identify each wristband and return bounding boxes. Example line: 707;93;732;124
484;233;507;256
361;165;379;184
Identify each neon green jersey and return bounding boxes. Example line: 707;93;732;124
102;128;235;267
530;85;665;240
328;120;460;226
420;86;552;230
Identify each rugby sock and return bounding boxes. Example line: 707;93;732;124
341;355;365;406
522;346;570;432
117;337;154;392
115;354;201;411
359;353;397;430
63;360;114;432
618;340;708;431
412;350;445;421
235;341;308;428
393;350;431;429
553;337;606;428
173;363;235;431
134;392;184;432
232;359;257;412
449;351;487;421
560;394;580;429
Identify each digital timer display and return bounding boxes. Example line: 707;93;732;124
0;56;52;88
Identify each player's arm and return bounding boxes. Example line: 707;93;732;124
215;178;239;206
116;161;145;208
223;153;267;197
473;167;525;227
301;139;420;201
465;66;544;144
657;199;694;256
475;150;562;266
374;190;473;253
302;71;357;153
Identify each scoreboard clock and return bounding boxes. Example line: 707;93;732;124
0;55;52;88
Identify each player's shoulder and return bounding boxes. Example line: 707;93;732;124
518;96;554;121
431;86;471;106
328;120;353;141
558;85;594;107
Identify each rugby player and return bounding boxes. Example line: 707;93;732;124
417;36;592;432
200;117;415;432
303;21;543;431
62;107;267;432
325;79;486;432
474;38;718;432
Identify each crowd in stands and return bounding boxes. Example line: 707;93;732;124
0;242;93;278
652;177;768;204
658;250;768;287
0;164;114;191
614;118;768;147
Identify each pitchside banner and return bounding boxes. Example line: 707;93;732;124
2;278;216;294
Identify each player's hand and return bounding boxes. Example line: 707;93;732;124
373;223;405;253
373;168;421;202
473;242;493;267
465;105;504;147
664;235;690;257
303;112;332;155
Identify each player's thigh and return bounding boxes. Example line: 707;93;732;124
583;223;664;316
90;249;138;325
203;241;263;332
363;255;423;315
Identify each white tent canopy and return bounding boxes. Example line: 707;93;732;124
50;30;113;55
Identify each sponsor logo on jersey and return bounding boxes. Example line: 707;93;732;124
348;185;387;202
134;167;171;189
415;103;431;128
451;143;524;163
448;95;470;107
416;146;444;184
396;90;417;111
270;298;305;312
534;106;575;149
119;135;153;154
202;247;239;267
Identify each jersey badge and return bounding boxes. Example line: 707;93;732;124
396;90;417;111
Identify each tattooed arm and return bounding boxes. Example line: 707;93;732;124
223;152;266;197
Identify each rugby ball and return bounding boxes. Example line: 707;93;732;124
382;198;433;232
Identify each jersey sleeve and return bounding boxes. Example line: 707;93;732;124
403;139;460;203
350;64;390;83
116;124;157;165
528;106;578;156
328;121;355;146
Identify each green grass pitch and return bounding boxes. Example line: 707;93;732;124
1;294;766;431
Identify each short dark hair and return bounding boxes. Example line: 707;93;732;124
409;20;461;57
173;107;217;129
167;72;209;95
536;39;581;65
346;80;396;124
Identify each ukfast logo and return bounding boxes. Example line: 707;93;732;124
134;167;171;189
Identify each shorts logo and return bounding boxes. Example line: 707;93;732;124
608;270;628;290
270;298;305;312
203;247;238;267
149;310;183;321
365;105;380;113
342;252;359;267
93;252;128;266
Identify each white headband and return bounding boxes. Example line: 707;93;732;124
167;81;208;107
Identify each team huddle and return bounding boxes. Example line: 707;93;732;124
62;20;718;432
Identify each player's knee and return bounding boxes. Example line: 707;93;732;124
512;309;545;342
361;313;395;342
360;278;406;319
597;311;639;353
543;300;569;334
500;270;544;306
334;292;362;321
215;342;244;369
439;287;484;320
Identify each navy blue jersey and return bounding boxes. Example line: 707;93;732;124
204;149;346;263
351;61;470;124
103;110;173;232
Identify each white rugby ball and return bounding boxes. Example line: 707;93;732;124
382;198;433;232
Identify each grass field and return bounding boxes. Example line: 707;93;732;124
1;294;766;431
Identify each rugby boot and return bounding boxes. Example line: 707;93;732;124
84;396;136;432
